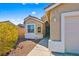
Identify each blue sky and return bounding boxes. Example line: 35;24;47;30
0;3;49;25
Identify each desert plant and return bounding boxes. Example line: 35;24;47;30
0;21;18;55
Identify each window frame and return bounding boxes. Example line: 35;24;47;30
26;24;35;33
37;27;41;33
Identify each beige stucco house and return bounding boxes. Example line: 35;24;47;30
24;15;44;39
45;3;79;54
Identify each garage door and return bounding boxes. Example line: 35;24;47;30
64;11;79;54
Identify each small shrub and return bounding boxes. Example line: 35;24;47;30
0;21;18;55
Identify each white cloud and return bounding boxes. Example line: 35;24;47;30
22;3;26;5
32;11;36;15
35;3;39;4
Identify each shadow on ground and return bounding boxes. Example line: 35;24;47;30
37;37;49;48
52;52;79;56
16;36;42;45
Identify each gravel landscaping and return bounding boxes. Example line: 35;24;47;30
8;39;41;56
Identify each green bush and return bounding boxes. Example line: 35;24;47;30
0;21;18;55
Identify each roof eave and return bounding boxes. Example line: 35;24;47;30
24;16;44;23
45;3;61;12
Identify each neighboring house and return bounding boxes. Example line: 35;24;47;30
18;24;26;38
24;15;44;39
45;3;79;54
17;24;26;44
18;24;25;28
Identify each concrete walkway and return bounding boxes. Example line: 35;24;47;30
27;38;52;56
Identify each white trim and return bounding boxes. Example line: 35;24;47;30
61;11;79;53
61;11;79;16
25;16;44;23
45;3;61;12
61;12;65;52
61;11;79;45
61;12;65;47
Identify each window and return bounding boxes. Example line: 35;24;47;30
38;27;41;33
27;25;34;33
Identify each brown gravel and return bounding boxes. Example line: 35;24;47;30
8;40;41;56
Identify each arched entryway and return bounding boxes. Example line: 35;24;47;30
45;21;50;38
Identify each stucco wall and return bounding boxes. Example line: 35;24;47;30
24;18;43;39
50;3;79;41
47;3;79;53
46;11;51;24
42;15;50;37
41;15;46;36
41;13;51;37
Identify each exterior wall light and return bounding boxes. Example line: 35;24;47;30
53;17;56;22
